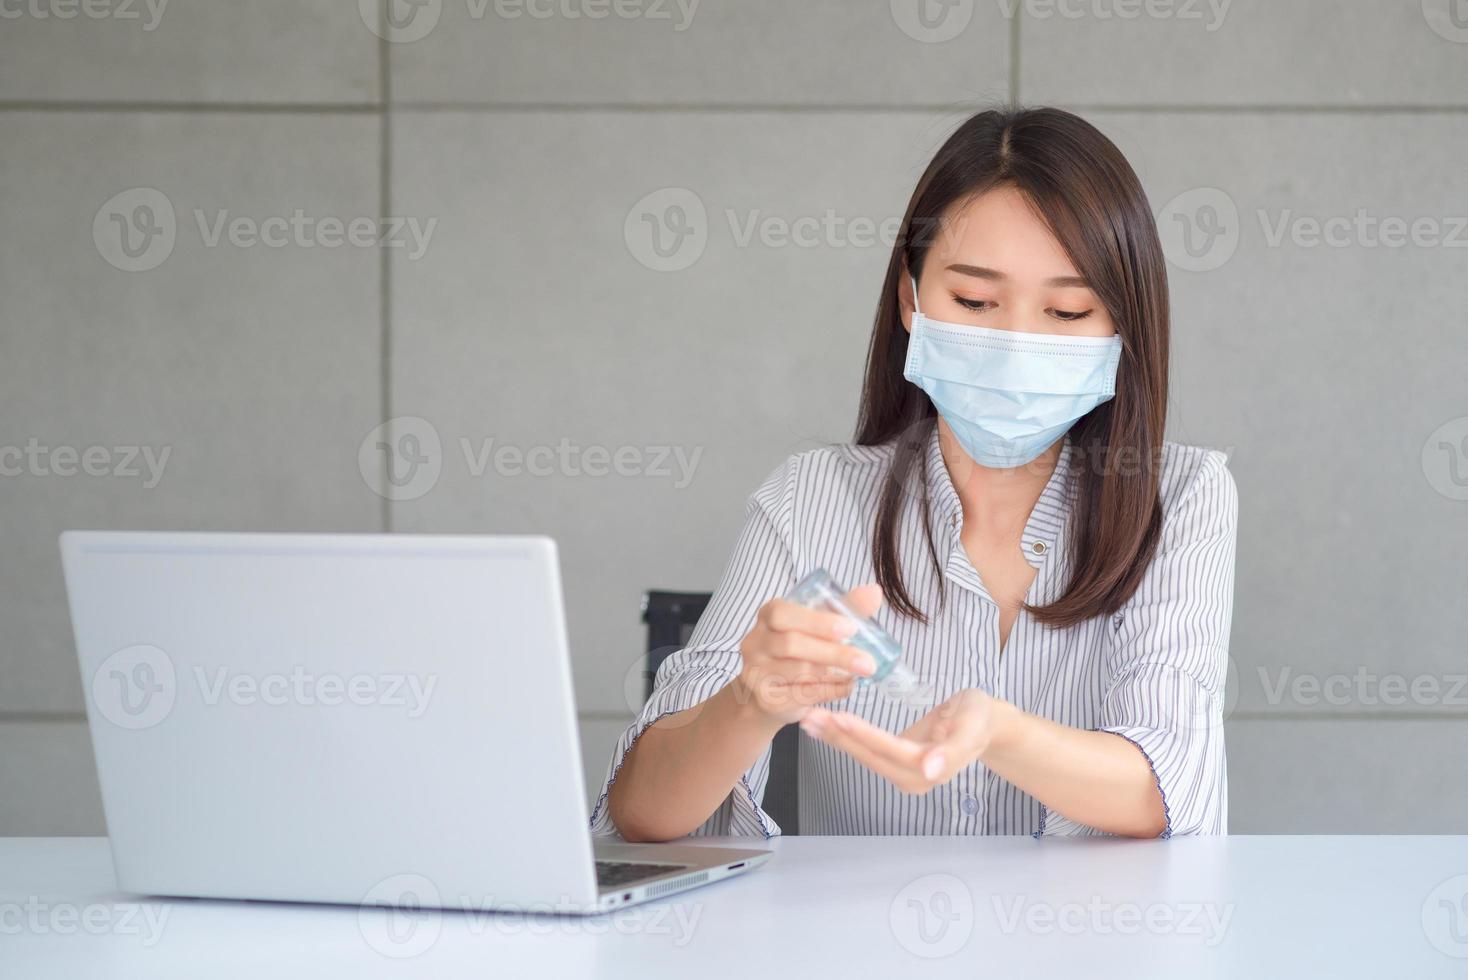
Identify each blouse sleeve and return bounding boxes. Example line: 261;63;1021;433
1038;448;1238;838
588;456;800;840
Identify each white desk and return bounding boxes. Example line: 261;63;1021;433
3;835;1466;978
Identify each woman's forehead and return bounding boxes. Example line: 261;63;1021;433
928;187;1083;283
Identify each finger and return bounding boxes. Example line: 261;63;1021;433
765;675;836;711
899;713;936;742
761;598;857;641
767;630;877;676
913;702;986;781
802;715;931;793
755;674;853;713
900;693;969;741
900;710;951;744
920;718;985;782
782;672;856;697
918;745;954;783
822;711;927;769
843;583;885;620
803;709;927;774
787;678;855;707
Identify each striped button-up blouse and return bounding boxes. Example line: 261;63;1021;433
590;424;1237;838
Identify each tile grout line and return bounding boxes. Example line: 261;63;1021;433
3;101;1468;115
1010;8;1021;103
0;101;381;113
0;713;89;723
378;23;393;535
5;710;1468;724
352;102;1468;115
0;710;633;724
1225;711;1468;722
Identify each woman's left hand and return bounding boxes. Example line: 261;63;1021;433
798;688;1005;793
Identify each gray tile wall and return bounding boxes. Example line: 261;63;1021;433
2;0;1464;834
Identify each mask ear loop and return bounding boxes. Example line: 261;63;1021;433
909;274;923;318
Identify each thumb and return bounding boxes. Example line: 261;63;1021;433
920;746;949;782
844;583;885;620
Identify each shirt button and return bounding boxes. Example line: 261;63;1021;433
1031;541;1047;556
960;794;980;816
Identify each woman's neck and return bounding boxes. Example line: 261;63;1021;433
937;419;1061;540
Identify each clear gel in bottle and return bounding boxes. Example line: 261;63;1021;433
785;568;926;707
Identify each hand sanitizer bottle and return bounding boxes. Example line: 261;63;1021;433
786;568;925;705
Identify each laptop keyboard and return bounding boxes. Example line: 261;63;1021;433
595;860;690;888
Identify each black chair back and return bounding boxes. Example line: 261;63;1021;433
641;590;799;835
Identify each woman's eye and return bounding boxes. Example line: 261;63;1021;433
953;296;993;312
1048;308;1094;322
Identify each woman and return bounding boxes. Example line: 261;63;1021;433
593;106;1236;841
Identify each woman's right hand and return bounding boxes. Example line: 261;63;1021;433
730;585;885;725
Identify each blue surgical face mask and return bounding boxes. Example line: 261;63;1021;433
902;275;1123;468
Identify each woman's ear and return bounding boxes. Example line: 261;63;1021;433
898;268;915;335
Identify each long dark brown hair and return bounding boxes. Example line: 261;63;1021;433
855;106;1169;629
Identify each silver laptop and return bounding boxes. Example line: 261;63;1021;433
60;531;769;915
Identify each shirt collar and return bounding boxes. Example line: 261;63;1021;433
923;423;1075;570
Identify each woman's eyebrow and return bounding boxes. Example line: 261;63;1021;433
946;263;1005;281
946;263;1091;289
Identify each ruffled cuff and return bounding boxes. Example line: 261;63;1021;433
588;666;780;840
1032;728;1173;839
1033;722;1226;839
